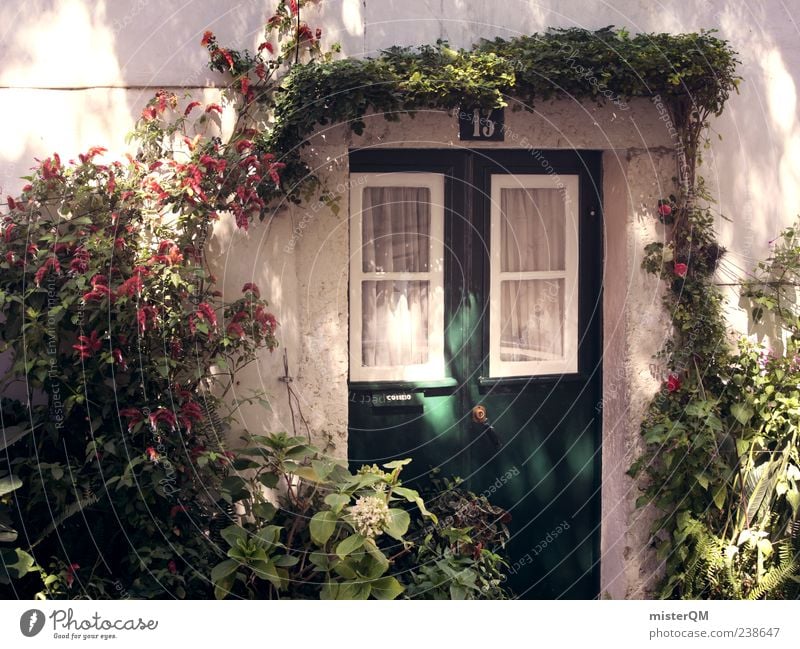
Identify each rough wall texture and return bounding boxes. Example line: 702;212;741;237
1;0;798;598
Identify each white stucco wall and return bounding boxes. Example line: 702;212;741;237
1;0;798;598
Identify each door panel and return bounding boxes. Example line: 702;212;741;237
348;149;602;599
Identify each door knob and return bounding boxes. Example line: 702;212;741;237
472;404;489;424
472;405;500;447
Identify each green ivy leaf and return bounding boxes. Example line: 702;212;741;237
730;402;754;425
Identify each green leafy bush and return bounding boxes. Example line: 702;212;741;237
633;223;800;599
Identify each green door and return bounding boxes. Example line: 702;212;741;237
347;148;603;598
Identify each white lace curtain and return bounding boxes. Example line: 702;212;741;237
499;187;566;361
360;187;431;367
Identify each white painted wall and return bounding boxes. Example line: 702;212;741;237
1;0;798;598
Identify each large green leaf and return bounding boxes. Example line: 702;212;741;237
211;558;239;583
220;525;248;548
384;509;410;540
309;510;337;546
335;534;365;559
324;493;350;513
370;576;404;600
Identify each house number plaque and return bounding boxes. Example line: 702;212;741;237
458;107;504;141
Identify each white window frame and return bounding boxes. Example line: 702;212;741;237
489;174;580;378
349;172;445;382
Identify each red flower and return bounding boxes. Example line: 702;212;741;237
119;407;143;431
137;305;158;333
240;77;250;97
34;256;61;286
117;274;143;298
168;560;178;575
149;408;177;431
201;30;214;46
69;246;90;274
141;106;158;121
658;203;672;217
5;251;16;266
178;401;204;433
65;563;80;588
673;262;688;278
215;48;234;69
78;146;107;164
196;302;217;329
6;195;16;210
289;0;298;15
72;330;103;359
226;322;246;339
112;348;127;370
170;504;188;518
667;374;682;393
145;446;160;462
297;23;313;41
242;282;260;298
315;28;322;40
3;222;16;243
83;284;112;302
205;103;223;115
184;101;201;116
255;305;278;333
258;42;274;54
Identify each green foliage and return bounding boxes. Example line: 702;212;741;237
202;19;739;208
634;222;800;599
208;435;511;599
0;0;743;600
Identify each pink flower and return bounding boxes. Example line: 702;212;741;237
168;560;178;575
667;374;682;393
673;262;688;278
146;446;160;462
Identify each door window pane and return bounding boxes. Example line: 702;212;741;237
362;187;430;273
489;175;579;377
361;280;429;367
500;279;564;361
349;173;445;382
500;188;565;272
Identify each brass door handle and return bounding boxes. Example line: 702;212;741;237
472;404;488;424
472;405;500;447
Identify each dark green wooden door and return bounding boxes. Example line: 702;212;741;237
348;149;602;598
